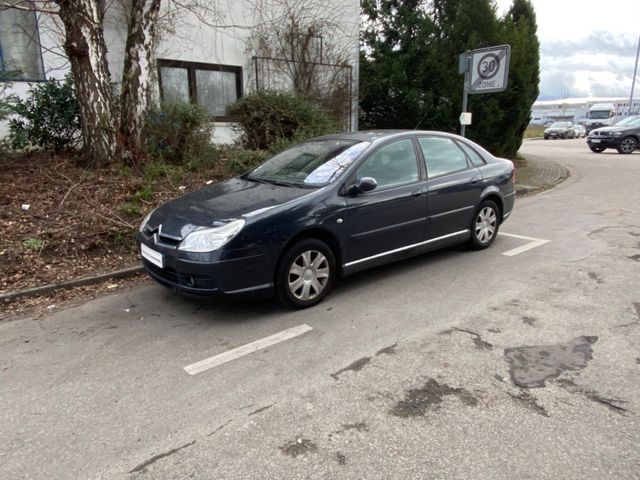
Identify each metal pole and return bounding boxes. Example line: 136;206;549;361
460;69;469;137
628;34;640;116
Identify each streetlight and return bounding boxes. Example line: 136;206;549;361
628;34;640;115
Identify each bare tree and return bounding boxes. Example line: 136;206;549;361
247;0;354;128
119;0;161;163
55;0;120;165
1;0;225;165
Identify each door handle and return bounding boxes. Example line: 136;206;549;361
470;176;481;184
411;188;427;196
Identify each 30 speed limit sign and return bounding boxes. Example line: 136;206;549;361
468;45;510;94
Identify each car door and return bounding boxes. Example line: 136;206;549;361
344;138;428;265
417;136;484;240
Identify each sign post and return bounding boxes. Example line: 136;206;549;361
458;44;510;137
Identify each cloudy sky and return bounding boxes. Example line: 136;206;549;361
495;0;639;100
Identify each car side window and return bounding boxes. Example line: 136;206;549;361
356;139;419;190
419;137;469;177
457;141;486;167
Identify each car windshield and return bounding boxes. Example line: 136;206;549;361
246;140;370;187
550;122;571;128
588;111;611;119
616;116;640;127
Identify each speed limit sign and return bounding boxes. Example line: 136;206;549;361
468;45;510;94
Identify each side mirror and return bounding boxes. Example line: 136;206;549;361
347;177;378;195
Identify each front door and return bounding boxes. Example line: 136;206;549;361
344;138;428;265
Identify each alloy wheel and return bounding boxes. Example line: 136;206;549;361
287;250;330;301
619;137;636;154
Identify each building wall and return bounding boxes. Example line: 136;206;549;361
1;0;360;143
531;97;640;125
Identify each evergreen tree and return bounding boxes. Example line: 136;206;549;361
359;0;540;158
469;0;540;156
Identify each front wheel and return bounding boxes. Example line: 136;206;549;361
589;146;605;153
616;136;637;154
276;238;336;309
468;200;500;250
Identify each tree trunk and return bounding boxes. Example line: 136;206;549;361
120;0;161;164
55;0;119;166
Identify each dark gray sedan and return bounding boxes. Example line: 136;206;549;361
138;130;516;308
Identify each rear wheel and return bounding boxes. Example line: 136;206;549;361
276;238;336;309
589;146;605;153
616;136;637;154
468;200;500;250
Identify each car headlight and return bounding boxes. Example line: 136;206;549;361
178;219;245;252
611;131;622;137
139;209;155;233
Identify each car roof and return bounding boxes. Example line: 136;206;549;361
310;129;465;144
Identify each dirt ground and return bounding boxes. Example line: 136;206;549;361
0;152;247;318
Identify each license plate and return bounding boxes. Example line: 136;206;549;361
141;243;164;268
591;139;601;144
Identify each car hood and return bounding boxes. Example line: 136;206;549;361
147;177;314;239
592;125;632;134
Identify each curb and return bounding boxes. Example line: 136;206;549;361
0;265;144;303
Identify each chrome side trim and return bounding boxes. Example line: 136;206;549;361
344;229;470;268
225;283;273;294
428;178;473;190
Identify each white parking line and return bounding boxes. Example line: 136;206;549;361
183;324;313;375
499;232;550;257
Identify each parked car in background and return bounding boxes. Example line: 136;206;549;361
544;122;575;139
587;115;640;154
137;131;516;308
572;124;586;138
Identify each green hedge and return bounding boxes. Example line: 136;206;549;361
226;90;339;150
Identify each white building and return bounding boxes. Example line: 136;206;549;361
0;0;360;143
531;97;640;126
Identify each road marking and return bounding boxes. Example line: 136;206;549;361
499;232;550;257
183;324;313;375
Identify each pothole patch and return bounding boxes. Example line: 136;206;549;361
504;336;598;388
390;379;478;417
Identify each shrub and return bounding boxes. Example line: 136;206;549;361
226;90;340;150
8;75;80;152
145;101;213;164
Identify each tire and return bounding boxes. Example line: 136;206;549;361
544;135;549;140
468;200;500;250
616;136;637;154
589;146;605;153
276;238;336;309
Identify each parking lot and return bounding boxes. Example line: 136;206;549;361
2;139;640;479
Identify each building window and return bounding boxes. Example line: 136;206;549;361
157;60;242;121
0;2;45;81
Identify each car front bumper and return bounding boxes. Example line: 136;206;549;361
586;137;621;148
137;235;275;297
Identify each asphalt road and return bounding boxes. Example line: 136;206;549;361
2;139;640;479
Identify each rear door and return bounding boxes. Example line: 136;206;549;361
344;138;428;265
417;136;484;240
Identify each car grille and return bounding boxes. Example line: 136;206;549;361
143;225;181;247
143;260;217;291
